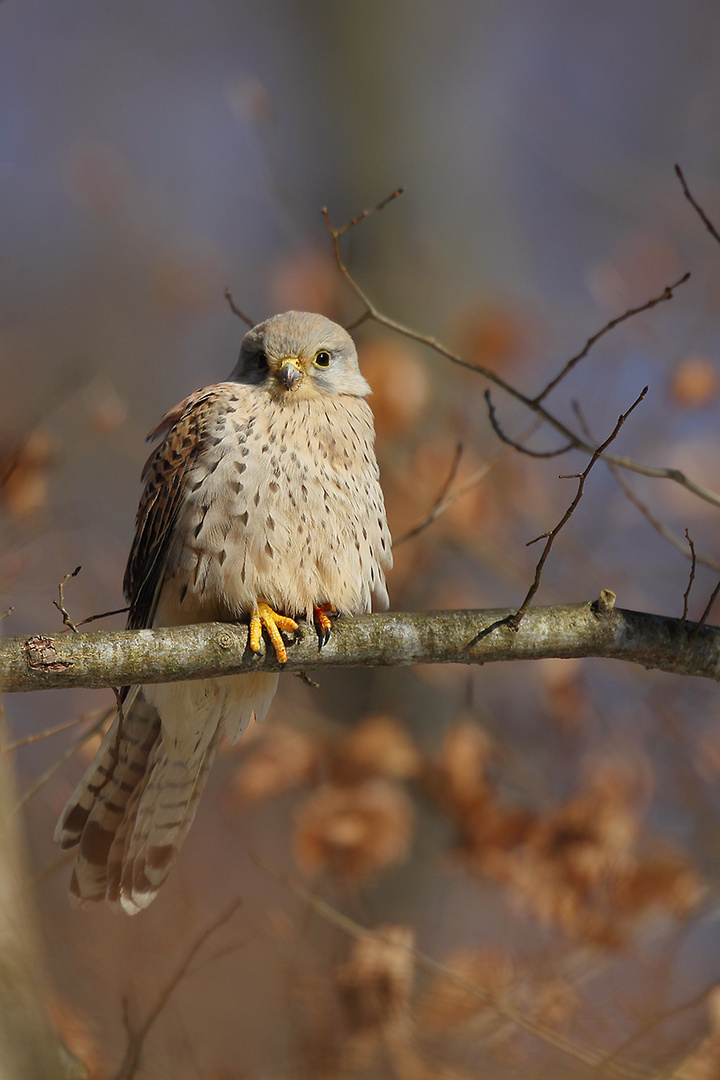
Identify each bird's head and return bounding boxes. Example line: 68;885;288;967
231;311;371;400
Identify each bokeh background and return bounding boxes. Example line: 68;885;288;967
4;0;720;1076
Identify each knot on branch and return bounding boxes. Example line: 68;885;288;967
591;589;617;620
22;635;73;674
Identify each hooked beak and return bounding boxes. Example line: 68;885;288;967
278;358;304;390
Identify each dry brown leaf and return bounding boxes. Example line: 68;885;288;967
407;440;500;543
332;925;418;1076
0;429;54;519
230;723;318;804
359;338;430;436
461;801;535;860
430;720;494;816
335;925;415;1033
294;779;413;882
474;757;699;943
453;299;526;370
671;355;719;408
612;855;703;917
333;713;422;784
268;250;344;317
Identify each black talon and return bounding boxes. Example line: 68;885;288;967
313;605;335;651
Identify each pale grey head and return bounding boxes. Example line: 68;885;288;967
230;311;371;400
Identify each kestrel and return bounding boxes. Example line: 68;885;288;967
55;311;392;914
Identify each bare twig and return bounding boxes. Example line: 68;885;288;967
0;608;13;622
293;670;320;688
13;707;113;811
572;399;720;573
396;425;546;545
72;605;130;629
611;465;720;572
682;530;697;622
3;715;87;753
511;386;648;627
395;441;464;545
332;187;404;238
534;273;689;405
485;389;575;457
322;198;720;508
52;567;82;633
598;980;717;1072
676;163;720;246
223;289;254;328
398;416;549;545
691;576;720;639
114;898;242;1080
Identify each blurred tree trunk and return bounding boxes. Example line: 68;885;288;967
0;698;86;1080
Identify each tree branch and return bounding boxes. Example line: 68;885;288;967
511;386;647;626
3;598;720;694
322;197;720;515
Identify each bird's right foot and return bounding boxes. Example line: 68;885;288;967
249;602;299;663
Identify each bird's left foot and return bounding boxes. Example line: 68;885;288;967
313;603;336;649
249;602;299;663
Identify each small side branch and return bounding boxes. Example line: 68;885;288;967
71;606;130;630
691;577;720;640
533;273;689;405
682;530;697;622
395;441;464;544
52;567;82;634
322;197;716;508
223;289;255;328
510;387;648;626
333;188;405;237
572;399;720;573
114;898;242;1080
676;163;720;246
485;390;575;458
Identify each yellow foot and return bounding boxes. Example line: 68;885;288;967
313;603;336;649
249;602;299;663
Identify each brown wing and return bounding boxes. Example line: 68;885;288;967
123;386;225;630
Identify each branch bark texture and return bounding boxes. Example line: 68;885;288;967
2;595;719;693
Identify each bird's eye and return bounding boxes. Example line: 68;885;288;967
256;352;268;371
313;350;332;368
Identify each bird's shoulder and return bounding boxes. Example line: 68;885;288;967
141;382;256;479
125;382;254;623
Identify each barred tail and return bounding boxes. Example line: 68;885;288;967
55;692;220;914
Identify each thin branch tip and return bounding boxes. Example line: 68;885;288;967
53;567;83;634
223;289;254;328
675;163;720;246
325;187;406;239
512;387;645;624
